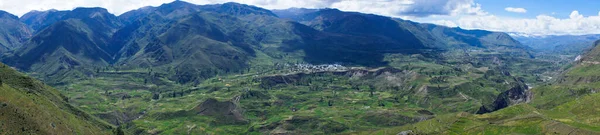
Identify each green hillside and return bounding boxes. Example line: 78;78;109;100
0;63;112;134
2;7;123;85
0;1;594;135
362;41;600;134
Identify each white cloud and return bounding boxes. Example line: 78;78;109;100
1;0;599;35
427;10;600;35
504;7;527;13
0;0;170;17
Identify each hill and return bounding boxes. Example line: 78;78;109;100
364;40;600;134
0;62;111;134
3;7;123;84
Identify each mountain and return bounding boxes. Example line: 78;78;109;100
3;7;123;84
118;6;157;25
276;8;530;55
277;9;424;49
104;3;544;134
0;10;32;52
119;1;277;25
112;2;428;84
0;2;562;134
20;9;68;32
21;8;122;32
272;8;319;20
6;1;532;85
0;62;111;134
121;1;276;20
198;2;278;17
514;34;600;55
116;12;257;83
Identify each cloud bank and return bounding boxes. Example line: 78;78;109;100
428;10;600;35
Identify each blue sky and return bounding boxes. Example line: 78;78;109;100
477;0;600;19
1;0;599;35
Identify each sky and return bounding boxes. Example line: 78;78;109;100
0;0;599;36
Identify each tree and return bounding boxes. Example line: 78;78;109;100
378;100;385;107
369;85;376;97
0;78;3;86
152;93;160;100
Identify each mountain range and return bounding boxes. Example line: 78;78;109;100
0;1;529;85
0;1;597;134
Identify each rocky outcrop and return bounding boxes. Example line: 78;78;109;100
477;79;529;114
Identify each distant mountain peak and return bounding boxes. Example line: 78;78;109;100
27;9;59;13
160;0;197;8
0;10;18;20
221;2;251;6
71;7;110;14
319;8;341;12
200;2;278;17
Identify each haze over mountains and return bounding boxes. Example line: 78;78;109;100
0;1;599;134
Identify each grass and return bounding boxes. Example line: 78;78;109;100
51;55;549;134
6;32;575;134
0;63;111;134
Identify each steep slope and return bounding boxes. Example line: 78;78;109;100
118;6;157;25
0;63;111;134
119;1;276;23
198;2;278;17
120;12;254;83
20;9;68;32
20;8;122;33
272;8;319;20
110;2;532;85
559;40;600;85
276;8;530;55
368;40;600;134
9;19;113;70
113;2;418;84
279;9;424;50
3;8;123;84
118;0;199;24
0;10;32;52
113;2;307;84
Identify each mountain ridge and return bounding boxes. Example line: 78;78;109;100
1;1;532;85
0;10;32;52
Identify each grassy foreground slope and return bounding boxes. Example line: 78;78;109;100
0;63;112;134
361;41;600;135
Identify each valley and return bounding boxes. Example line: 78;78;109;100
0;1;598;135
